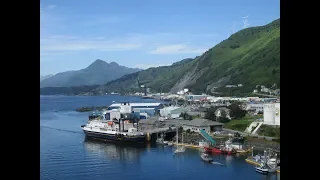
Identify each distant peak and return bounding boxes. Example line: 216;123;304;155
94;59;105;63
109;62;119;66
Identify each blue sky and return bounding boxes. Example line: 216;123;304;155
40;0;280;76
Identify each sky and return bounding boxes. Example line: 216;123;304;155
40;0;280;76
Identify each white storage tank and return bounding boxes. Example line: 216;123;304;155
263;103;275;125
275;103;280;125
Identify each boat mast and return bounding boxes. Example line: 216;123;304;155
182;131;184;144
252;146;254;157
176;127;179;148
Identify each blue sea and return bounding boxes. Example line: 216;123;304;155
40;95;280;180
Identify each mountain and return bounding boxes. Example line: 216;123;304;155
40;60;142;87
40;74;53;81
40;18;280;96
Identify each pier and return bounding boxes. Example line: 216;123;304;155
245;157;261;166
141;126;177;142
143;127;177;134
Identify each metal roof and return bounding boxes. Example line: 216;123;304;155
183;118;224;127
109;103;161;107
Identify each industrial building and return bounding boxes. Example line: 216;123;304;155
263;103;280;126
159;106;188;119
107;102;163;117
137;117;162;131
182;118;224;134
246;103;264;113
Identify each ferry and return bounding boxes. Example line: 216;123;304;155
81;119;146;143
80;102;147;143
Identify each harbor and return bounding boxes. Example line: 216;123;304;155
41;95;280;180
79;100;280;176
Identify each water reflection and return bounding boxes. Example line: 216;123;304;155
83;138;146;163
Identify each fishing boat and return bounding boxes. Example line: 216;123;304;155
253;149;279;174
255;164;269;175
204;133;239;155
200;153;213;163
224;132;245;150
174;127;185;154
220;146;237;155
204;146;222;153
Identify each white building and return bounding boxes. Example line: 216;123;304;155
159;106;188;119
159;107;180;117
263;103;280;126
246;103;264;113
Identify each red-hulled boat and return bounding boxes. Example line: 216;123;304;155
204;146;222;153
205;145;237;155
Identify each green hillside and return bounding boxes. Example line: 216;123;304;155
92;58;196;94
92;18;280;95
189;19;280;94
40;18;280;96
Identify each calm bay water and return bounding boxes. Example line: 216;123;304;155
40;95;279;180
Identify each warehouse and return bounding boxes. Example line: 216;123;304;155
182;118;224;134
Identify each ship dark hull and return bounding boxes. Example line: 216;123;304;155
83;129;146;144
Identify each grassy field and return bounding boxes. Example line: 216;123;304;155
224;115;262;132
224;115;280;139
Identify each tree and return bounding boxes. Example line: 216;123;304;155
179;112;193;120
228;102;247;119
217;110;230;123
179;126;183;133
205;106;217;121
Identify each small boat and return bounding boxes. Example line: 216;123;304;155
156;138;164;144
201;153;213;163
168;142;173;146
174;148;186;153
236;149;249;153
255;164;269;175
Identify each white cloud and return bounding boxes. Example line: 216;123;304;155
40;6;218;58
41;35;142;53
149;44;207;55
134;63;172;69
